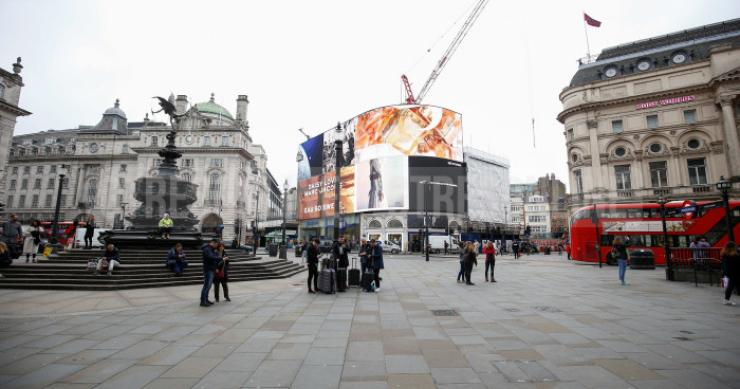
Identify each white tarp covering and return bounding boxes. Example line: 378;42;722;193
464;147;510;224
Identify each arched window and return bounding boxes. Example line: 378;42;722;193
208;173;221;203
182;172;192;182
387;219;403;229
87;178;98;208
368;220;382;229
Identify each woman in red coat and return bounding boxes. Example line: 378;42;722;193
483;241;496;282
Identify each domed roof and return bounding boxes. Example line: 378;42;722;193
194;93;233;121
103;99;127;119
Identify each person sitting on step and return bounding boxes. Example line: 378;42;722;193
158;213;174;239
166;243;188;276
97;243;121;276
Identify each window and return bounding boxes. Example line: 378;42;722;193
571;153;578;163
11;167;18;175
36;166;44;174
611;120;623;134
0;83;4;98
574;170;583;194
203;136;211;146
208;173;221;202
649;143;662;153
18;195;26;208
649;161;668;188
221;136;229;146
21;179;28;190
122;144;129;153
210;159;223;168
528;215;546;223
23;166;30;175
9;180;16;190
119;164;127;173
116;194;123;206
151;137;159;147
44;194;52;207
6;195;13;208
182;173;192;182
31;194;39;207
614;147;627;157
684;109;697;124
50;165;57;173
183;158;194;168
118;177;125;189
567;128;574;141
646;115;658;129
687;158;707;186
61;176;69;189
47;178;55;189
59;194;66;207
87;178;98;208
614;165;631;190
687;139;700;149
33;178;41;189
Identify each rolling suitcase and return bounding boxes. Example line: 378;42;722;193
348;258;361;287
336;267;347;292
361;266;375;292
318;256;336;294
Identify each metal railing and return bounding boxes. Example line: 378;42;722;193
669;247;723;287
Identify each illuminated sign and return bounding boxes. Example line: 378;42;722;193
635;95;695;110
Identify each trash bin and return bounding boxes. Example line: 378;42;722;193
544;247;551;255
629;249;655;269
279;245;287;259
268;244;278;257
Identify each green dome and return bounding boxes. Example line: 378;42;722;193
194;93;234;120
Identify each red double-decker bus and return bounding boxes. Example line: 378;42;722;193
569;200;739;265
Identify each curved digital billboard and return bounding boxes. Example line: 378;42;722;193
297;104;463;220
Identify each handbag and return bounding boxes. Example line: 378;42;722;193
99;258;109;270
215;268;225;279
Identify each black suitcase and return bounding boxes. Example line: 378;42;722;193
318;268;336;294
361;268;375;292
348;258;361;287
336;268;347;292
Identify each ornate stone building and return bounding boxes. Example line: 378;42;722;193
3;94;283;242
558;19;740;209
0;57;31;201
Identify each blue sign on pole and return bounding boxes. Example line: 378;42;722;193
681;206;696;214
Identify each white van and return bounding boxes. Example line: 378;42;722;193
428;236;460;253
74;228;109;248
381;240;401;254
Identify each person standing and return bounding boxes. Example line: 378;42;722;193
333;238;350;292
2;214;23;258
463;242;478;285
512;240;520;259
23;220;43;263
444;240;449;255
359;238;370;275
721;241;739;306
306;238;320;294
0;243;11;268
158;213;174;239
200;239;221;306
456;240;466;283
483;241;496;282
214;242;231;302
84;216;96;249
372;240;385;291
612;236;630;286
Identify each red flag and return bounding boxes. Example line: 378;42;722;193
583;12;601;27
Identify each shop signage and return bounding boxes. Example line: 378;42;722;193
635;95;695;110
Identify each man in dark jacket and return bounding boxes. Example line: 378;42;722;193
372;240;385;291
306;239;320;294
333;238;350;292
200;239;221;306
2;214;23;258
98;244;121;276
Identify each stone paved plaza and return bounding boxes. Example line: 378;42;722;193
0;253;739;389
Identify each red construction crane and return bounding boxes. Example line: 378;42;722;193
402;0;489;104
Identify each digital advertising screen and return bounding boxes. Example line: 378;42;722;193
296;104;463;221
408;156;467;214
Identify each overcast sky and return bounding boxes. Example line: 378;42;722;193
2;0;738;190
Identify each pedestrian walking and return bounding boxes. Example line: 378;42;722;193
721;241;739;306
612;236;630;285
200;239;221;307
456;240;466;283
166;243;188;275
213;242;230;302
483;240;496;282
464;242;477;285
158;213;174;239
306;239;319;294
372;239;384;291
84;216;96;249
22;220;43;263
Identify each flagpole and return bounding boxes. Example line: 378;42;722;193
583;16;591;60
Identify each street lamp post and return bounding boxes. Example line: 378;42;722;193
592;203;601;268
333;122;343;241
50;165;69;245
251;162;261;254
658;197;673;280
716;176;735;242
281;179;288;259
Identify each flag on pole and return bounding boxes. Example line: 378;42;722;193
583;12;602;27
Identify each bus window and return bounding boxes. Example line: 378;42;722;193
626;209;643;218
601;235;614;246
573;208;594;221
642;208;654;218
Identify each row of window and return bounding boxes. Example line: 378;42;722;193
566;109;697;140
150;135;231;147
8;177;68;191
572;157;708;194
10;164;128;176
528;215;547;223
6;194;62;209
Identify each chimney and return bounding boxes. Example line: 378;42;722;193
236;95;249;122
175;95;188;115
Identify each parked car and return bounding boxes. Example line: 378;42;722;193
382;240;401;254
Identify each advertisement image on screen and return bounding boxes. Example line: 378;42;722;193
408;156;466;215
297;133;324;181
298;166;355;220
351;105;463;162
322;127;355;174
354;148;409;212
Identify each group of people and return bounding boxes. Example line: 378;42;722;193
456;240;497;285
1;215;47;264
302;237;385;294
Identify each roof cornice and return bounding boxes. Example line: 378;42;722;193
0;99;31;116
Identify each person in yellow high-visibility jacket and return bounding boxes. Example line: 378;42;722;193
159;213;174;239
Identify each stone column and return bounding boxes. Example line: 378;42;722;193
587;120;603;190
719;95;740;179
